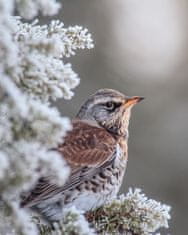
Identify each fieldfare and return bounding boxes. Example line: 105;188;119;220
21;88;144;223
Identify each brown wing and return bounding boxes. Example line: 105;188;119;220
21;120;117;208
59;120;116;167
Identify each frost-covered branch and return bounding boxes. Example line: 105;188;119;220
0;0;93;234
86;188;171;235
13;19;93;101
36;207;95;235
35;189;171;235
15;0;61;20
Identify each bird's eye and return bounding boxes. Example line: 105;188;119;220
105;101;121;111
106;101;115;110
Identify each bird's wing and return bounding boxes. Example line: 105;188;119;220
21;120;117;208
59;120;116;167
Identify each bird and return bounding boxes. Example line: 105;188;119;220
21;88;144;223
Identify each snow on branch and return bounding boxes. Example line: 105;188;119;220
0;0;93;234
15;0;61;20
35;189;171;235
86;188;171;235
13;19;93;101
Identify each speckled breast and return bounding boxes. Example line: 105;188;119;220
64;139;128;211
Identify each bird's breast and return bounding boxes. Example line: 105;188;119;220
80;141;128;198
63;140;128;212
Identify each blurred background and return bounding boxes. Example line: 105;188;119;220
47;0;187;234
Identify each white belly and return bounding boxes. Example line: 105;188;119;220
64;192;106;211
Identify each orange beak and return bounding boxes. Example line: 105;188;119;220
124;96;145;108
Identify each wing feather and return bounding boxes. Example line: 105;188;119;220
59;120;116;167
21;120;117;208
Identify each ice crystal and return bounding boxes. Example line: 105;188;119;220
0;0;93;234
12;19;93;101
15;0;61;20
58;207;95;235
87;188;171;235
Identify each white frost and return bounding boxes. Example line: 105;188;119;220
0;0;93;234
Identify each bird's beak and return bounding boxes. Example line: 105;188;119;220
124;96;145;108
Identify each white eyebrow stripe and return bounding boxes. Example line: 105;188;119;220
93;97;124;106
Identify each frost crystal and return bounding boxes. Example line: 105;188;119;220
15;0;61;20
12;19;93;101
87;188;171;235
0;0;93;234
35;189;171;235
59;207;95;235
36;207;95;235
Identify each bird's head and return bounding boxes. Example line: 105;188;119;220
76;88;144;137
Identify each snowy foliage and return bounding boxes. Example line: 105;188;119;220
0;200;37;235
60;207;95;235
35;207;95;235
15;0;61;20
36;189;171;235
13;19;93;101
0;0;93;234
86;188;171;235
